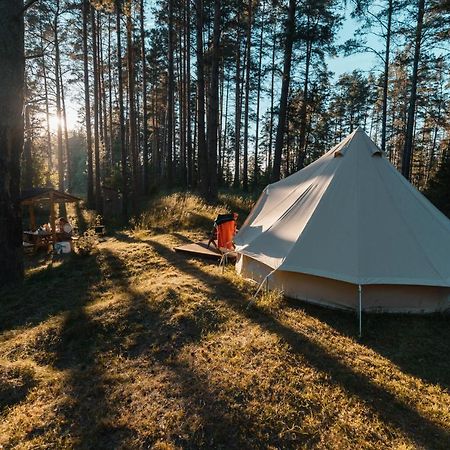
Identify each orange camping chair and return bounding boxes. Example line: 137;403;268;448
208;213;238;252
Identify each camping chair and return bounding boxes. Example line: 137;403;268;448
207;213;238;252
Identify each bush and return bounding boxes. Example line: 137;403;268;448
75;229;98;256
132;193;229;232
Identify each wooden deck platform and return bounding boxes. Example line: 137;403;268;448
174;240;237;262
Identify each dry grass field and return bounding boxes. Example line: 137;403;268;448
0;194;449;449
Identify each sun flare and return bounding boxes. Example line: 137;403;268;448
48;106;79;133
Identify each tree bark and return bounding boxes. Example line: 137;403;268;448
253;0;265;189
297;38;312;170
272;0;296;182
107;14;114;172
268;25;276;173
206;0;221;200
0;0;24;285
23;86;33;190
233;11;241;188
195;0;207;193
83;0;94;207
54;2;64;192
98;13;110;179
140;0;149;194
402;0;425;180
166;0;175;186
178;26;186;187
381;0;393;154
126;4;139;202
91;6;102;210
186;0;193;187
59;60;71;192
242;0;253;191
116;0;128;221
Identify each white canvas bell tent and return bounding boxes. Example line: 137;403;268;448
235;127;450;314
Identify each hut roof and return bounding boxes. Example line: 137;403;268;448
20;188;82;205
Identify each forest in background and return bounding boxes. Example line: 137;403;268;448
1;0;450;284
21;0;450;216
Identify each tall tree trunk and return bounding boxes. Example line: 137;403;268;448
83;0;94;207
91;6;102;210
402;0;425;180
268;25;276;172
242;0;252;191
127;5;139;203
272;0;296;182
23;103;33;190
427;102;442;183
98;13;109;179
60;62;72;192
223;76;230;179
0;0;24;285
97;12;105;168
253;0;265;189
218;62;225;184
195;0;207;193
186;0;193;187
297;38;312;170
206;0;221;200
41;44;53;186
178;28;186;187
108;14;114;172
140;0;149;193
54;3;64;192
23;82;33;190
167;0;175;185
181;3;189;187
116;0;128;221
381;0;393;154
233;12;241;188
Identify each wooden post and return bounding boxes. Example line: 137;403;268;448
50;191;56;244
29;204;36;231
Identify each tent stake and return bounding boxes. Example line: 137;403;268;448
358;284;362;337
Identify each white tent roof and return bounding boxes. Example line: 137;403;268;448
235;127;450;287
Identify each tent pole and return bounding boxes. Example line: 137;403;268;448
358;284;362;337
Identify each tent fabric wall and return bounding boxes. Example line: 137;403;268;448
237;254;450;313
235;128;450;312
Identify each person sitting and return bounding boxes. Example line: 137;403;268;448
56;217;73;241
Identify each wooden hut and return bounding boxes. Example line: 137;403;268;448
20;188;81;245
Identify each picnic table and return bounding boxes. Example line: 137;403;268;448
23;230;53;252
23;230;74;252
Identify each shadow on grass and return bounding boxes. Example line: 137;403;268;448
287;299;450;391
118;233;450;449
0;366;37;414
99;248;259;449
0;255;102;334
36;245;255;449
53;304;134;448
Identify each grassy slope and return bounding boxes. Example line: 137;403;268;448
0;194;449;449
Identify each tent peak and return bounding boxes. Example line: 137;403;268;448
333;127;383;157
